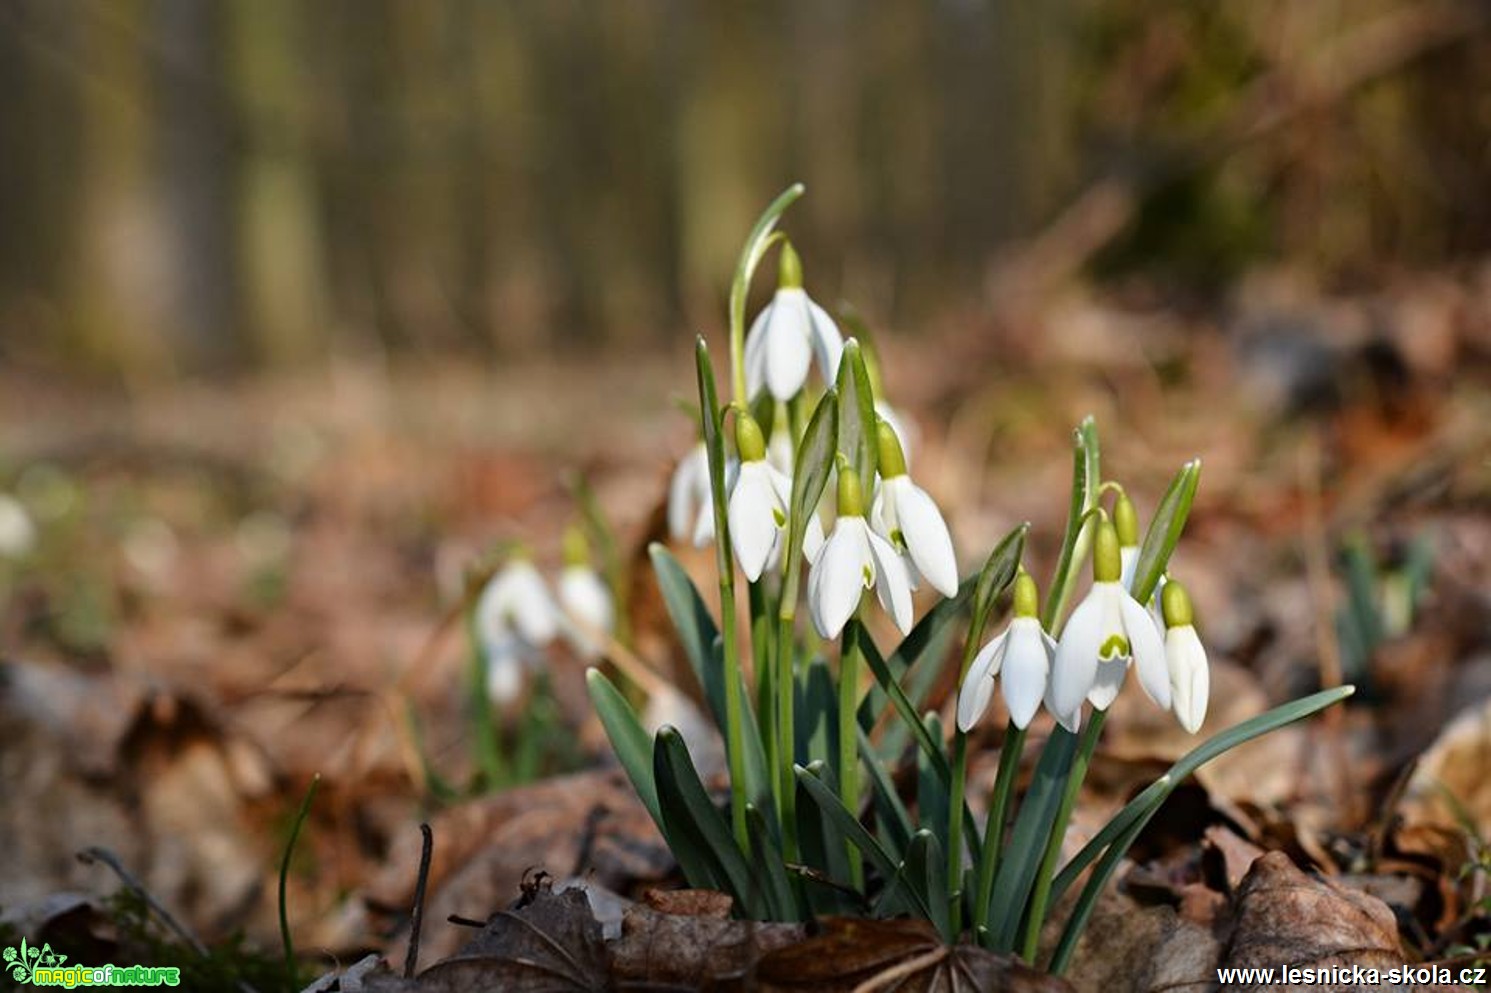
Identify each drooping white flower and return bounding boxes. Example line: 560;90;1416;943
870;419;958;598
743;242;843;401
476;556;560;647
727;412;824;582
667;442;714;546
957;573;1055;731
1160;580;1209;733
1049;519;1171;731
808;464;913;638
0;493;37;559
557;527;615;658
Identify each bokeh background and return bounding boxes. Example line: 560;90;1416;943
3;0;1490;380
2;1;1491;977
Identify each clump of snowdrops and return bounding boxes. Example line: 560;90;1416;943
586;185;1351;970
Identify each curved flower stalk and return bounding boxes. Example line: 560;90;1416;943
1049;518;1170;730
558;526;615;658
475;556;560;703
1161;580;1210;733
808;462;912;638
744;242;843;401
957;572;1056;731
870;419;958;598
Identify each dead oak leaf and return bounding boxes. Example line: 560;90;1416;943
365;888;609;993
1218;851;1471;992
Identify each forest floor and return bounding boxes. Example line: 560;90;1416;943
1;266;1489;991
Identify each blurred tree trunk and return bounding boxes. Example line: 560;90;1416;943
152;0;240;372
228;0;330;368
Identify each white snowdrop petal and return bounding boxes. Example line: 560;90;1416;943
763;289;814;400
893;479;958;598
744;303;772;398
1051;588;1106;718
956;630;1009;732
810;520;870;638
1120;592;1172;710
1086;657;1127;711
1166;624;1209;733
1119;545;1139;592
1001;619;1050;729
806;298;845;384
866;526;914;633
729;463;782;582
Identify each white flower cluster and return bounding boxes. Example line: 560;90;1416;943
958;497;1209;735
474;540;614;704
667;240;955;644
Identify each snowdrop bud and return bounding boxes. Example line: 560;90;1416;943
0;494;37;559
735;411;767;463
1160;580;1208;733
875;419;908;480
778;239;804;289
1093;518;1122;584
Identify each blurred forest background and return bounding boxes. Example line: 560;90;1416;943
3;0;1490;382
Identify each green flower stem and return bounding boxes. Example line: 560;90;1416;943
750;579;779;816
774;609;799;861
839;614;866;889
947;730;969;934
717;561;750;851
465;606;506;789
971;722;1026;934
1019;709;1106;962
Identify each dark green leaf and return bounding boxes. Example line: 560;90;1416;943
654;727;767;917
859;727;912;860
1042;417;1100;634
585;670;660;824
834;340;879;490
1130;458;1201;605
795;763;900;884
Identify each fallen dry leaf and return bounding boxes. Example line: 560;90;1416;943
1216;851;1470;992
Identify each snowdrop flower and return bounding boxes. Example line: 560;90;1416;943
484;631;530;704
870;420;958;598
0;493;37;559
667;442;714;546
1049;519;1171;731
477;555;560;647
1160;580;1209;733
474;554;560;704
1115;491;1141;590
957;572;1056;731
558;527;614;658
744;242;843;401
727;412;823;582
808;462;913;638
